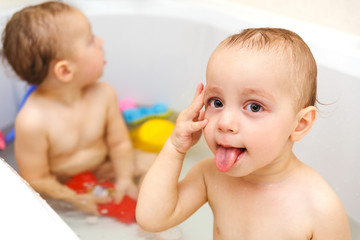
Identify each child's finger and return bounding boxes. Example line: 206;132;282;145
198;110;205;122
185;119;208;133
179;88;205;121
192;82;204;102
189;91;205;116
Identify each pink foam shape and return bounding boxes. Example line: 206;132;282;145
119;98;137;112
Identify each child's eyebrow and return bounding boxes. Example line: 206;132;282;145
204;85;221;97
240;88;275;101
204;86;275;102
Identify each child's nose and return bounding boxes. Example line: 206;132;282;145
96;36;104;47
217;109;239;134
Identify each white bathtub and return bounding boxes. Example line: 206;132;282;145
0;0;359;239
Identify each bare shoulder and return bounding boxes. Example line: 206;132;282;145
298;164;343;209
83;82;118;111
15;95;47;134
297;164;351;239
87;81;116;97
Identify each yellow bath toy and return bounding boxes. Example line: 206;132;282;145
130;119;175;153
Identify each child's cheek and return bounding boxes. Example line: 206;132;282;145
203;121;217;155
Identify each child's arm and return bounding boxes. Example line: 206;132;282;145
136;83;208;232
102;83;138;202
15;109;109;214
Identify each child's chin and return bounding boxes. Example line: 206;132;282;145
224;161;247;177
225;168;246;177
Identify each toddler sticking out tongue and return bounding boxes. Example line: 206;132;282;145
215;147;243;172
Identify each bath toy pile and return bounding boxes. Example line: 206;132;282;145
119;98;175;153
66;171;136;224
119;98;172;125
130;119;174;153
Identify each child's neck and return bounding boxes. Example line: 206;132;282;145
37;81;86;106
241;151;302;187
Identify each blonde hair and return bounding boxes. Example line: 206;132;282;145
219;28;317;109
2;1;74;85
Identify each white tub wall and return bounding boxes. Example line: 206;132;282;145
230;0;360;36
89;14;227;111
0;65;18;130
0;65;33;130
1;0;360;36
294;65;360;224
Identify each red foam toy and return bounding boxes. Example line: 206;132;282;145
66;171;137;224
98;195;137;224
0;131;5;150
65;171;97;194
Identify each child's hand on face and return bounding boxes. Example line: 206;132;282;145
113;178;138;204
170;83;208;154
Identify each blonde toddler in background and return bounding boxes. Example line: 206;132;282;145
2;1;147;215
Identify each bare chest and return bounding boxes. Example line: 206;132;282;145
45;103;108;177
41;97;109;162
208;182;313;240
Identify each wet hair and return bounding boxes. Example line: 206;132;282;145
219;28;317;109
1;1;74;85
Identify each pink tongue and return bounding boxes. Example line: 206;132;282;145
215;147;242;172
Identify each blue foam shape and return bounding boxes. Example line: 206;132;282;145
5;128;15;144
123;104;170;124
152;103;168;114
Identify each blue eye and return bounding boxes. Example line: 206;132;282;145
246;103;262;112
209;99;223;108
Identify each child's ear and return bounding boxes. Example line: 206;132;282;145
290;106;317;142
54;60;73;83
